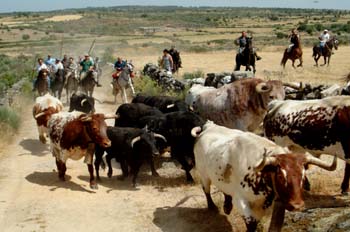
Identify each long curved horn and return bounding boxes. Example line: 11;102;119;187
131;136;141;148
154;133;167;143
81;115;92;122
256;83;272;93
93;97;102;104
81;99;87;107
283;82;302;90
167;104;175;109
104;114;119;119
254;149;278;172
305;153;337;171
191;126;202;137
34;112;46;119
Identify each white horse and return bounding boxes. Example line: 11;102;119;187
112;62;135;103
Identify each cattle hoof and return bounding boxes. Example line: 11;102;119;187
152;172;160;177
39;135;47;144
341;191;349;196
208;205;219;212
223;203;233;215
90;183;98;190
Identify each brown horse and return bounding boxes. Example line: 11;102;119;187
36;69;50;96
281;34;303;68
312;37;338;66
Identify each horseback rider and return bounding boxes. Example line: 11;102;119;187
112;57;126;80
63;57;78;87
80;54;101;87
32;58;50;91
319;29;330;55
287;28;299;53
235;31;262;60
53;59;64;75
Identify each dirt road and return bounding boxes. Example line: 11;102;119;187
0;77;245;232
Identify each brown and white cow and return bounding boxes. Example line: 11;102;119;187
32;93;63;144
264;96;350;194
192;78;285;131
48;111;114;189
192;121;336;231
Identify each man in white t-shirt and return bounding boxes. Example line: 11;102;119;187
319;29;330;55
33;58;50;91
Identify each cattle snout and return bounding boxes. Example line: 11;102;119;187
102;140;111;148
285;200;304;212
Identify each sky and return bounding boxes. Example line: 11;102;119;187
1;0;349;13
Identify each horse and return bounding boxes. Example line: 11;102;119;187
80;71;96;97
65;69;79;104
111;62;135;103
36;69;50;96
234;37;256;73
281;34;303;68
312;37;339;67
50;69;65;100
169;49;182;74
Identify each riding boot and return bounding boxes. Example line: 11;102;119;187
32;79;37;92
255;52;262;61
95;79;102;87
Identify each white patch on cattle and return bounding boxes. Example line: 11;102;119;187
194;121;289;222
301;169;305;187
268;96;350;116
281;169;287;187
48;111;84;144
185;84;216;107
49;111;88;163
272;135;345;160
35;93;63;112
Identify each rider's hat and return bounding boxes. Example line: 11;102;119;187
84;53;89;57
324;29;328;32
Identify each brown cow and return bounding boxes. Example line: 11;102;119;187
32;93;63;144
193;78;285;131
48;111;114;189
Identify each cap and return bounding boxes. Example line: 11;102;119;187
324;29;328;32
84;54;89;57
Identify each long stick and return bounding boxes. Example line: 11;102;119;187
88;39;96;56
59;34;64;58
31;54;38;80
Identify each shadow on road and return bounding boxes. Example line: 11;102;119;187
19;138;50;157
26;171;95;193
153;206;233;232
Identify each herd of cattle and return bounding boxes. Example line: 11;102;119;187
32;73;350;231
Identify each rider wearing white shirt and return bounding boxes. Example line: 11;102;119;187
33;58;50;91
319;29;330;54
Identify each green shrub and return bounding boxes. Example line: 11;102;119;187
134;75;187;100
182;70;204;79
0;106;20;131
275;32;287;39
22;34;30;40
134;75;164;96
